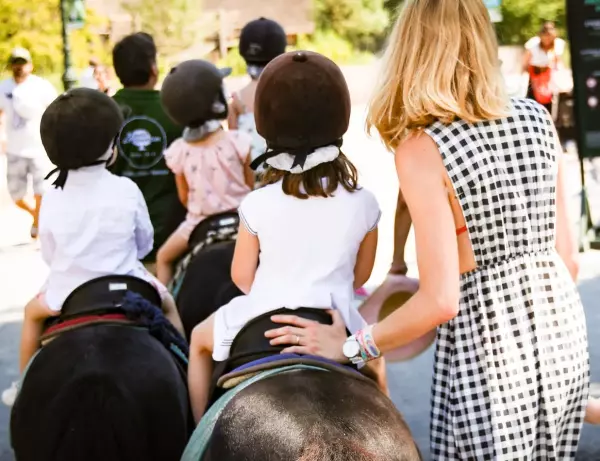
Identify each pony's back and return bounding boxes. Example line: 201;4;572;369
11;326;190;461
203;369;422;460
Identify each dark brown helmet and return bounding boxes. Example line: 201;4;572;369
239;17;287;65
160;60;231;128
250;51;351;170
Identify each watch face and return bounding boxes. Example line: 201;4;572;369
343;339;360;358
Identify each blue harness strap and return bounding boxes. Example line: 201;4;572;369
180;364;331;461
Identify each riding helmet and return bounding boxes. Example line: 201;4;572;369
254;51;351;155
160;60;231;128
239;17;287;65
41;88;123;170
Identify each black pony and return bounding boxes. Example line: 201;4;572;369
172;211;242;338
10;279;192;461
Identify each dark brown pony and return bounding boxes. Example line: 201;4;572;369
201;369;422;461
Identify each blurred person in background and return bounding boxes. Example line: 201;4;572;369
110;33;186;273
227;17;287;176
523;21;566;113
80;57;100;90
94;64;113;96
0;47;57;239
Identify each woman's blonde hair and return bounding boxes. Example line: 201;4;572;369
367;0;510;151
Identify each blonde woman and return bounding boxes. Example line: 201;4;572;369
264;0;590;458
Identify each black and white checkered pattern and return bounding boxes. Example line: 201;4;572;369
424;98;589;460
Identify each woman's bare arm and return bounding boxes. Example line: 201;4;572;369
231;225;260;294
371;133;460;353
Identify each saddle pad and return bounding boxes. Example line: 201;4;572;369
181;364;331;461
218;353;362;389
40;314;134;345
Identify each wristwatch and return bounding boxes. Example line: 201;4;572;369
343;335;364;366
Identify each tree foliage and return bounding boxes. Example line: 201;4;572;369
381;0;566;46
495;0;566;45
0;0;110;76
121;0;201;58
315;0;389;51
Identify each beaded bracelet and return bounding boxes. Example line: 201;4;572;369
357;324;381;362
355;329;370;362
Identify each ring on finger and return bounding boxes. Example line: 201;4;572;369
295;335;300;345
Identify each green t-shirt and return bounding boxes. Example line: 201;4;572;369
111;88;185;262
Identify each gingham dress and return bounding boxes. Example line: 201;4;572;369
424;98;589;460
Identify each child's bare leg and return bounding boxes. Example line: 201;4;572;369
585;397;600;425
161;292;185;338
189;314;216;423
361;357;389;397
20;296;59;372
156;232;188;285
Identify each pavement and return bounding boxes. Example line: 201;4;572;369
0;75;600;459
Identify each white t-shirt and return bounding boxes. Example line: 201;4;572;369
525;37;566;68
212;181;381;361
39;165;165;311
0;75;57;158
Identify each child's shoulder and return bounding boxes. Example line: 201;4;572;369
224;129;252;148
245;181;281;200
166;137;187;152
332;182;377;200
104;170;142;195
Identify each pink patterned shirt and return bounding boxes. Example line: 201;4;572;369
165;130;252;223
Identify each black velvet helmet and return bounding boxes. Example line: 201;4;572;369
160;60;231;128
41;88;124;188
239;17;287;65
250;51;351;170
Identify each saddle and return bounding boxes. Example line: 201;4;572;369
43;275;160;336
188;210;240;249
208;308;356;405
40;275;189;373
170;211;240;298
56;275;159;319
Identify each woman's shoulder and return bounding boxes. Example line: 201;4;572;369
510;97;553;120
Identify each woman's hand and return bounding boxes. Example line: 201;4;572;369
264;310;349;363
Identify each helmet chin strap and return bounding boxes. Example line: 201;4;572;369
45;143;115;190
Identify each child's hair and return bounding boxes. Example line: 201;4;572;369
112;32;157;87
261;153;359;199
